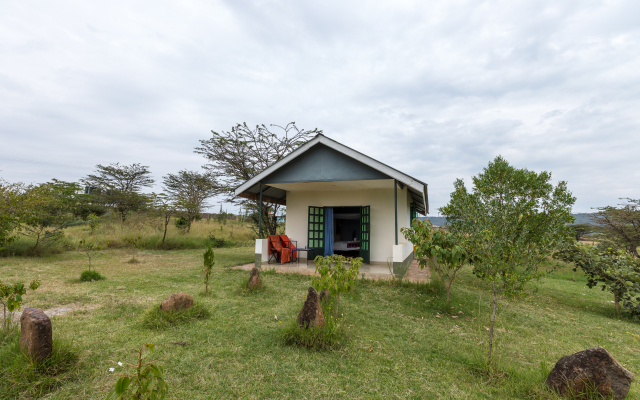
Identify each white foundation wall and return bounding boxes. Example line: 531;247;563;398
285;187;412;263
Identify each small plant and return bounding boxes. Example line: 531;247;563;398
313;254;362;317
141;302;210;329
122;236;142;263
80;270;106;282
76;239;102;271
203;244;214;295
87;212;101;234
106;343;169;400
0;278;40;335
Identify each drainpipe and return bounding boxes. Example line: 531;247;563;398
394;180;398;246
259;182;263;239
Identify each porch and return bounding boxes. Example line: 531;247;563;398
234;258;430;283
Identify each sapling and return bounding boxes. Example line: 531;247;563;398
440;156;575;366
402;219;468;307
106;343;169;400
122;236;142;263
313;255;362;317
0;278;40;334
77;239;102;271
203;244;215;295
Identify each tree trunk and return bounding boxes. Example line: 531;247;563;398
488;281;498;366
162;218;169;247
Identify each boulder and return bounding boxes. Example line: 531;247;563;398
20;307;53;362
297;287;325;329
248;267;261;289
546;347;633;400
160;292;193;313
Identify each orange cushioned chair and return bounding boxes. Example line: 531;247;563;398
268;235;291;264
279;235;297;261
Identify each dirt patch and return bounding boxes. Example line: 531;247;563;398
3;303;101;323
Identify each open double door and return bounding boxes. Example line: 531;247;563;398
307;206;370;264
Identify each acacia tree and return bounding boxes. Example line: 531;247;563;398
440;156;575;365
194;122;321;237
81;163;154;224
150;193;177;247
162;170;218;233
592;198;640;258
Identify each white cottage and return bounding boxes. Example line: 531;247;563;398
234;134;428;272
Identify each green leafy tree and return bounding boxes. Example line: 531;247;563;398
81;163;154;224
20;180;85;250
106;343;168;400
402;219;468;307
592;198;640;258
195;122;321;237
440;156;575;365
556;244;640;316
203;245;215;295
0;179;27;252
0;279;40;334
162;170;217;233
312;254;362;317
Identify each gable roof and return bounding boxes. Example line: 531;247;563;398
234;134;429;214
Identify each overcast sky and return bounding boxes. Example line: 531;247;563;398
1;0;639;213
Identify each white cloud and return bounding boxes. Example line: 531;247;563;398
1;0;639;212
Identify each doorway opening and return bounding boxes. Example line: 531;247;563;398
332;206;361;258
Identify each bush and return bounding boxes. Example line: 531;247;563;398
174;217;189;231
140;302;210;329
80;270;105;282
0;335;78;398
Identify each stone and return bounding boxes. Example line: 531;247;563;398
20;307;53;362
160;292;193;313
297;287;325;329
248;267;261;289
546;347;633;400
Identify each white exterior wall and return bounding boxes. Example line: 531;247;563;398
285;185;412;263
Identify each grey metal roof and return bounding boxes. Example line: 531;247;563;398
235;134;428;214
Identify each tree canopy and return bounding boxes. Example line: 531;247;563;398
440;156;576;364
194;122;321;236
162;170;218;233
591;198;640;258
81;163;154;222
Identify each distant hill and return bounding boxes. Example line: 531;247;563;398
418;213;597;226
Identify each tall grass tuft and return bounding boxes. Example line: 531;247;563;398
140;302;210;329
0;335;78;398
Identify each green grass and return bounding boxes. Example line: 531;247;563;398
141;302;210;330
0;335;78;399
0;247;638;399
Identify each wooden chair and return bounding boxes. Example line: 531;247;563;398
268;235;291;264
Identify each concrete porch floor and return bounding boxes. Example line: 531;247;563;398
233;258;430;283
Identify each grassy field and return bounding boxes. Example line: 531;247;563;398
1;248;639;399
3;215;259;256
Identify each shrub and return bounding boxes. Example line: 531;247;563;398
312;254;362;317
0;278;40;334
556;243;640;317
174;216;189;231
80;270;105;282
0;335;77;398
141;302;209;329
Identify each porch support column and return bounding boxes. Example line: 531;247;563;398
259;182;263;239
394;179;398;245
